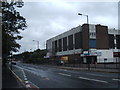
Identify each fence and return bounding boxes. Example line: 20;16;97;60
63;63;120;69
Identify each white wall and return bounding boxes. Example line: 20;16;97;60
97;49;116;63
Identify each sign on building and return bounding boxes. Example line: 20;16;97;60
97;52;102;56
113;52;120;57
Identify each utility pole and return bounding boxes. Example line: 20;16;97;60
33;40;39;50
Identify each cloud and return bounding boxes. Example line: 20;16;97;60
14;1;118;54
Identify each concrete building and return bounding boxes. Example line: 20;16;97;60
46;24;120;64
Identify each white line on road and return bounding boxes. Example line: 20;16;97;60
26;84;31;88
78;77;108;83
58;73;71;77
112;79;120;81
25;81;29;84
29;80;39;89
64;70;67;71
59;69;67;71
86;73;106;77
14;65;39;89
14;65;23;70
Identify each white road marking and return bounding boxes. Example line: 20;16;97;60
14;65;23;69
22;69;27;79
25;78;27;81
64;70;67;71
15;65;40;76
58;73;71;77
25;81;29;84
14;65;39;89
29;80;39;88
112;79;120;81
79;77;108;83
44;77;50;80
86;73;106;77
26;84;31;88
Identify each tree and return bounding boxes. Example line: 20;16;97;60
13;49;47;64
1;0;27;66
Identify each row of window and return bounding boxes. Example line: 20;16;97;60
49;33;120;53
89;32;96;37
52;32;82;52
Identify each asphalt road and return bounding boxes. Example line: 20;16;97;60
12;62;120;88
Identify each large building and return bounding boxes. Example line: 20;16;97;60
46;24;120;64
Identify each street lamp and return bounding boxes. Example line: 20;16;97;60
33;40;39;50
78;13;89;24
78;13;90;70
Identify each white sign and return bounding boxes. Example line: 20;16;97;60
97;52;102;56
83;51;89;54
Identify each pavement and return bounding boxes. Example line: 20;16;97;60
2;65;27;90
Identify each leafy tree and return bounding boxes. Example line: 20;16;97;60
13;49;47;64
1;0;27;66
31;49;46;59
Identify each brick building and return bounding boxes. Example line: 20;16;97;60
46;24;120;64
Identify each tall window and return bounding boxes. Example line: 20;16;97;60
108;34;115;49
63;37;67;51
75;32;82;49
68;35;73;50
58;39;62;52
55;40;57;52
116;35;120;49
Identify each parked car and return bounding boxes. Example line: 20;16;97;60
56;60;64;66
11;61;16;65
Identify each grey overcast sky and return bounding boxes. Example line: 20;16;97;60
15;0;118;54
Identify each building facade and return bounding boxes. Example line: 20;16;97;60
46;24;120;64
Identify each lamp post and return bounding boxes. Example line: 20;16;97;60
33;40;39;50
78;13;90;70
78;13;89;24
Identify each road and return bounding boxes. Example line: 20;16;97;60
11;62;120;88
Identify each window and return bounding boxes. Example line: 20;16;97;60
63;37;67;51
68;35;73;50
89;39;96;48
58;39;62;52
116;35;120;49
75;32;82;49
55;40;57;52
108;34;115;49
